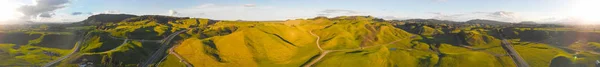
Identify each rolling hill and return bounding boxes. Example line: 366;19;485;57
0;14;599;67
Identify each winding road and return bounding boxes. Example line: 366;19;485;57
42;41;82;67
140;29;189;67
47;36;132;67
101;28;199;67
303;31;325;67
303;30;414;67
99;29;194;67
43;32;89;67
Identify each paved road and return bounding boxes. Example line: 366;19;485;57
42;28;196;67
500;39;530;67
42;41;82;67
167;44;193;67
43;32;88;67
498;29;530;67
140;30;189;67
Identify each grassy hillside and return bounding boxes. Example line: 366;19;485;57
169;16;600;67
7;14;596;67
0;24;81;66
0;43;71;66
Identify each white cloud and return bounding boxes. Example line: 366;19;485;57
168;10;178;16
317;9;363;17
38;12;54;18
431;12;467;21
177;3;320;20
197;3;216;8
321;9;359;14
381;16;409;20
102;10;121;14
430;11;524;22
17;0;70;20
29;12;89;22
487;11;521;22
11;0;102;23
177;4;412;21
243;4;256;7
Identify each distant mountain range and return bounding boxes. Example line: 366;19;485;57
73;14;548;26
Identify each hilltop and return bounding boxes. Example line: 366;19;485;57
76;14;138;25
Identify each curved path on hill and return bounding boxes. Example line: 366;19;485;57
101;30;194;67
42;41;82;67
101;28;198;67
43;32;89;67
303;30;414;67
43;28;199;67
140;29;190;67
303;31;325;67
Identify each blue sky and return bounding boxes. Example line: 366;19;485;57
1;0;598;24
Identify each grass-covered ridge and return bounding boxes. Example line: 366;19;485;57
15;14;597;67
167;16;600;67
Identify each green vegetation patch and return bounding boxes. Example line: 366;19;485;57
513;42;573;67
0;44;71;66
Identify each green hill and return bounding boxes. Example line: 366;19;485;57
2;14;599;67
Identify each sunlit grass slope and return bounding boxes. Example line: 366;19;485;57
67;14;600;67
0;43;71;66
62;16;217;66
172;16;600;67
175;22;319;66
0;31;73;66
